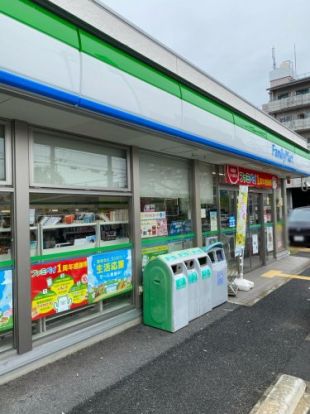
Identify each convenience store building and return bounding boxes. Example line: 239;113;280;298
0;0;309;376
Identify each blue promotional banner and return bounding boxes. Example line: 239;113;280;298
87;249;132;303
0;269;13;333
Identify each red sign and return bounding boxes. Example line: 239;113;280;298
31;258;88;320
225;165;277;189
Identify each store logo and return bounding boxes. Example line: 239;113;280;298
226;165;239;184
272;144;294;164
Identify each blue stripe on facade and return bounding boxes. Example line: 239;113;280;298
0;69;308;176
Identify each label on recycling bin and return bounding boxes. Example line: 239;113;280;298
201;267;212;279
175;277;186;290
188;271;198;284
217;271;224;286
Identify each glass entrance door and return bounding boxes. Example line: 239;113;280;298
243;192;263;272
263;193;275;261
219;189;237;270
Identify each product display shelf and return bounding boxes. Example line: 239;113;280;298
99;237;130;247
41;221;97;230
34;219;130;255
0;227;11;233
98;220;128;225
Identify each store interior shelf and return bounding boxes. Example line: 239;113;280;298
41;222;97;230
98;221;128;225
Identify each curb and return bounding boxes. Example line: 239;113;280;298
250;374;306;414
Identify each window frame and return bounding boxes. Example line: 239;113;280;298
29;127;131;192
0;119;12;187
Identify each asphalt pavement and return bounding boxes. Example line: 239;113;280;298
70;274;310;414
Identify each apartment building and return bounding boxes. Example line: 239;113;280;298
263;61;310;208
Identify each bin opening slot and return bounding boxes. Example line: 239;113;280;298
216;250;223;261
208;252;216;263
184;260;195;270
171;264;183;274
198;256;207;266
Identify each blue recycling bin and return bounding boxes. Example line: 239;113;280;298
202;242;228;308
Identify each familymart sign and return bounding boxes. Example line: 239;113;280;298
225;165;277;189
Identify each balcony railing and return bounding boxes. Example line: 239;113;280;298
281;117;310;131
262;92;310;113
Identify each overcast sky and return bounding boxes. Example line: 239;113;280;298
100;0;310;108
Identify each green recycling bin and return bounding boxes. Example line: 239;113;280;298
143;252;189;332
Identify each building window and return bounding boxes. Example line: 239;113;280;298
31;130;128;190
296;88;309;95
277;92;289;100
279;115;292;123
30;193;133;336
198;163;218;245
298;113;305;119
0;123;12;185
140;152;192;263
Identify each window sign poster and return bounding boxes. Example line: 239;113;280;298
142;244;169;270
0;269;13;333
210;211;218;231
31;258;88;320
252;234;259;255
140;212;168;238
235;185;249;257
266;227;274;252
87;249;132;303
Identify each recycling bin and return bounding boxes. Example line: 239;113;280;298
177;248;212;320
202;242;228;308
183;257;200;321
143;252;189;332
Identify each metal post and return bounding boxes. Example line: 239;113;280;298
13;121;32;354
191;160;202;247
130;147;142;308
282;178;289;250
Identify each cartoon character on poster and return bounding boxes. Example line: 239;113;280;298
87;249;132;303
0;270;13;332
31;258;89;320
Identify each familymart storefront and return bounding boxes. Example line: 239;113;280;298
0;0;309;376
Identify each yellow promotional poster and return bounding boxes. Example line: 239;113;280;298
235;185;249;257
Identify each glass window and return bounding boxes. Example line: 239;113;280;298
198;163;218;245
263;193;274;259
140;152;192;257
275;185;285;251
219;189;237;267
30;193;133;337
30;193;130;256
32;131;128;189
277;92;289;100
0;125;6;181
296;88;309;95
0;193;13;352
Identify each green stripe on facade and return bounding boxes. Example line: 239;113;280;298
79;30;181;97
181;85;234;123
202;231;219;237
141;233;195;246
1;0;309;160
0;0;79;49
0;260;13;269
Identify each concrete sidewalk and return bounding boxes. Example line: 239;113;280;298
0;254;309;414
229;254;310;306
